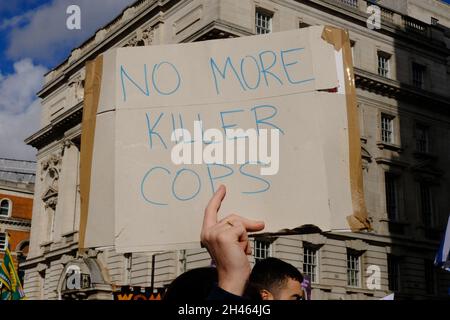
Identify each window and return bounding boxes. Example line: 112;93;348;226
412;63;426;88
381;114;394;144
254;239;271;262
0;233;7;251
385;173;399;221
303;245;318;283
424;260;436;294
387;255;400;291
255;10;272;35
347;250;361;287
0;199;11;217
378;53;391;78
416;124;430;153
419;183;434;227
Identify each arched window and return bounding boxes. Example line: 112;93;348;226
0;199;11;217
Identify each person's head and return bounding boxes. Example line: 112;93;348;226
163;267;218;302
246;257;304;301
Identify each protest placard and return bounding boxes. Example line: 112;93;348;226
79;26;370;253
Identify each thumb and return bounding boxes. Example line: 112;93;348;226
241;219;265;232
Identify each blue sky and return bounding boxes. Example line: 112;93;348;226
0;0;134;72
0;1;43;74
0;0;134;160
0;0;449;160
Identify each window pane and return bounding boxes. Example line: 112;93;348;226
385;173;398;221
303;246;318;283
416;125;429;153
378;54;390;77
412;63;425;88
347;251;360;287
255;11;272;35
388;255;400;291
0;199;9;216
254;240;271;262
381;115;394;143
420;183;434;227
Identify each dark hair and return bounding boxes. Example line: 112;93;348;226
163;267;218;302
245;258;303;300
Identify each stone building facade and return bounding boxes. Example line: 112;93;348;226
22;0;450;300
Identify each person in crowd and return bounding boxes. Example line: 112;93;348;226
201;185;305;301
163;267;218;302
245;257;304;301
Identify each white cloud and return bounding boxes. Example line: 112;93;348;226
0;100;41;161
0;0;135;160
0;59;46;114
0;59;46;160
6;0;135;64
0;11;34;31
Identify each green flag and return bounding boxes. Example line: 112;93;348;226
0;238;26;300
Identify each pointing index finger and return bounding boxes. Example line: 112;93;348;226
202;185;226;230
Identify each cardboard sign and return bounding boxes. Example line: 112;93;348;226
79;26;370;253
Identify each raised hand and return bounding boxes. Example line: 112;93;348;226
200;185;265;296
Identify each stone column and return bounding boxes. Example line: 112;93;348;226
27;158;46;258
55;140;80;238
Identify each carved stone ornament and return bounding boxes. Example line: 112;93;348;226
63;139;75;150
67;75;85;104
41;151;62;177
44;196;58;210
40;151;63;207
141;25;154;45
75;78;84;101
125;25;154;47
126;35;139;47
